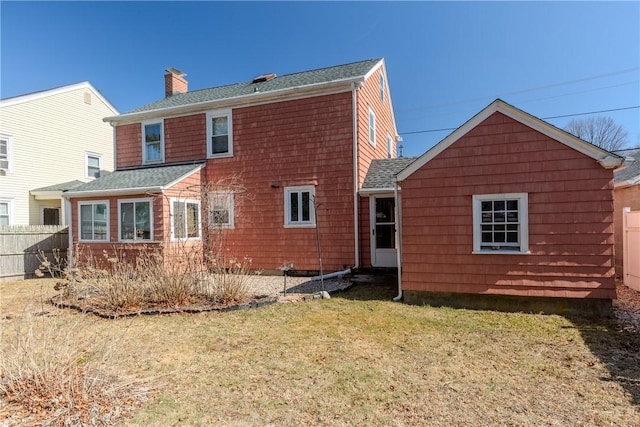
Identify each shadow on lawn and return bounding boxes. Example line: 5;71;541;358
566;316;640;405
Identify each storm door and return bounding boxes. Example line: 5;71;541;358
370;196;397;267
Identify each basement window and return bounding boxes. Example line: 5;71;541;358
472;193;529;254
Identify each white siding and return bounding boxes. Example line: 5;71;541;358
0;83;117;225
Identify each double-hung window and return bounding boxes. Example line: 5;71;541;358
119;199;152;241
0;135;11;172
171;198;201;240
207;110;233;157
284;186;315;227
86;152;102;178
0;200;12;226
79;201;108;241
142;120;164;164
472;193;528;254
368;107;376;147
208;192;234;228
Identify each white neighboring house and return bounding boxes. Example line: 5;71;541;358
0;82;117;226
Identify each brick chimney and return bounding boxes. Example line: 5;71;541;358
164;68;188;97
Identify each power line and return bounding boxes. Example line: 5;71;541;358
399;105;640;136
396;67;639;114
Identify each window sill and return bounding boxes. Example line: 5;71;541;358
78;239;109;243
207;153;233;159
472;250;530;255
284;223;316;229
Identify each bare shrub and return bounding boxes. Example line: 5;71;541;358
206;254;255;304
145;243;204;306
0;312;154;425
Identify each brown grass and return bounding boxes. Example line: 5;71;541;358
1;279;639;426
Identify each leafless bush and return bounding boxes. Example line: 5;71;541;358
0;312;154;425
205;254;255;304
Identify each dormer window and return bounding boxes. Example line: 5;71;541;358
142;120;164;164
207;109;233;158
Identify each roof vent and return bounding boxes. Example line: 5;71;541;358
252;73;276;84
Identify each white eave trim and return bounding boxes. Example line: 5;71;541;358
30;190;64;200
359;187;396;196
104;77;366;126
397;99;625;181
63;186;163;198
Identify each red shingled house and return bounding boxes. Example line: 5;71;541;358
65;59;627;313
64;59;400;273
393;99;625;314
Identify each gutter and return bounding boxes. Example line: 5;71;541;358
105;77;366;126
63;186;164;198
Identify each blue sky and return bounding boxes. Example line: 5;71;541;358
1;1;638;157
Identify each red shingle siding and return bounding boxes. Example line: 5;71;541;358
401;112;616;299
115;123;141;168
165;115;207;163
203;92;356;271
356;66;396;189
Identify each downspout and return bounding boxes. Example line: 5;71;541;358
351;82;363;269
63;196;73;268
393;180;403;301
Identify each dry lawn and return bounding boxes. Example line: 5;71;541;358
1;278;639;426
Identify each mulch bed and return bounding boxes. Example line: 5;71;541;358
49;293;282;319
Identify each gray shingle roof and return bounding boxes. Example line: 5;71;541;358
614;150;640;184
127;58;382;114
32;180;85;192
65;163;204;195
362;157;418;190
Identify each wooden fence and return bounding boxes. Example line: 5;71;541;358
0;225;69;282
623;208;640;291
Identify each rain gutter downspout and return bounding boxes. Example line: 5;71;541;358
352;81;363;269
393;180;403;301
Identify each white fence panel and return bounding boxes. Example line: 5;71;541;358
623;208;640;291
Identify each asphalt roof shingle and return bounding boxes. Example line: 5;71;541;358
614;150;640;184
66;163;204;194
126;58;382;114
362;157;418;190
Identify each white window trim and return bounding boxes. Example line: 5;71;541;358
380;73;385;102
141;119;164;164
0;199;14;226
0;134;12;173
78;200;110;242
170;197;202;241
206;109;233;158
472;193;529;254
117;198;154;242
208;191;235;229
368;107;376;147
284;185;316;228
85;151;103;179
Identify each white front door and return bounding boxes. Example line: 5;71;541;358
370;196;397;267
